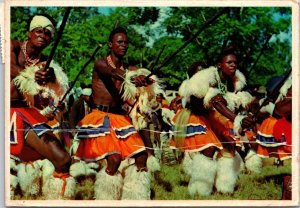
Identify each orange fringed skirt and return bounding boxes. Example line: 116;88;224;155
74;109;146;161
170;109;223;152
256;116;292;160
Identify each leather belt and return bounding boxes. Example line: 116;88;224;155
92;104;126;115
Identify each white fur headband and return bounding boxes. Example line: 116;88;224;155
29;15;55;37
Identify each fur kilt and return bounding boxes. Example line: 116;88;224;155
74;109;146;161
10;107;50;156
170;109;223;152
256;116;292;160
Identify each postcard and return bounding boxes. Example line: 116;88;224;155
2;0;299;207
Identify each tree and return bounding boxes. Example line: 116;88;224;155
10;6;291;89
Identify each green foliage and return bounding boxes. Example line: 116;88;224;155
11;6;291;89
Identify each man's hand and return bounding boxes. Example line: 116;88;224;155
132;75;154;87
56;101;65;112
241;114;255;129
35;62;56;85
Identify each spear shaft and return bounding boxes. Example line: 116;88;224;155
59;44;103;105
44;7;72;70
153;7;229;74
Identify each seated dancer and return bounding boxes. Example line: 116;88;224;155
72;27;152;200
10;14;73;199
169;61;223;197
178;48;254;195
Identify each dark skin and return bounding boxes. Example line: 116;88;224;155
11;26;71;173
92;32;150;175
215;54;254;128
273;87;292;122
211;54;254;153
11;27;55;99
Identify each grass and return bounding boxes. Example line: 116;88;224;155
151;160;291;200
11;158;291;200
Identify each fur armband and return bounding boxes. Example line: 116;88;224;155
180;66;218;100
233;114;247;137
13;61;69;107
121;68;152;101
203;88;223;109
123;68;164;130
233;91;254;109
259;98;275;115
161;108;175;126
39;105;55;116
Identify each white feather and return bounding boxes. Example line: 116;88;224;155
234;70;247;92
233;114;247;137
17;161;42;196
188;154;217;197
69;161;98;177
147;155;161;172
42;175;76;200
10;174;19;198
245;150;262;173
203;87;222;109
94;168;123;200
121;165;151;200
188;66;218;99
215;154;241;194
13;61;69;112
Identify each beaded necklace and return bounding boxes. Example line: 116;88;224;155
216;70;228;95
21;41;41;67
107;55;124;71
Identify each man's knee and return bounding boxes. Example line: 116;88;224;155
201;147;217;158
108;154;122;165
135;151;148;166
106;154;122;175
55;155;72;173
41;131;71;172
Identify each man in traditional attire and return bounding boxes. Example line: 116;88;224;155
178;48;254;195
169;62;223;197
72;27;153;200
10;14;74;199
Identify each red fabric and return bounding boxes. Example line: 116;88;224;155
273;118;291;145
10;108;48;155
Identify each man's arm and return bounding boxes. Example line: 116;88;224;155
94;59;124;81
211;94;253;129
211;94;236;121
11;40;24;79
273;87;292;121
69;99;81;130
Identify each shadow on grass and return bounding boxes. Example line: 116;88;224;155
154;171;173;192
257;173;290;185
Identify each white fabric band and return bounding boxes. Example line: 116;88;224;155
29;15;55;37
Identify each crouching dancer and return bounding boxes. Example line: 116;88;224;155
179;48;254;195
169;62;223;198
72;27;151;200
10;14;73;199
